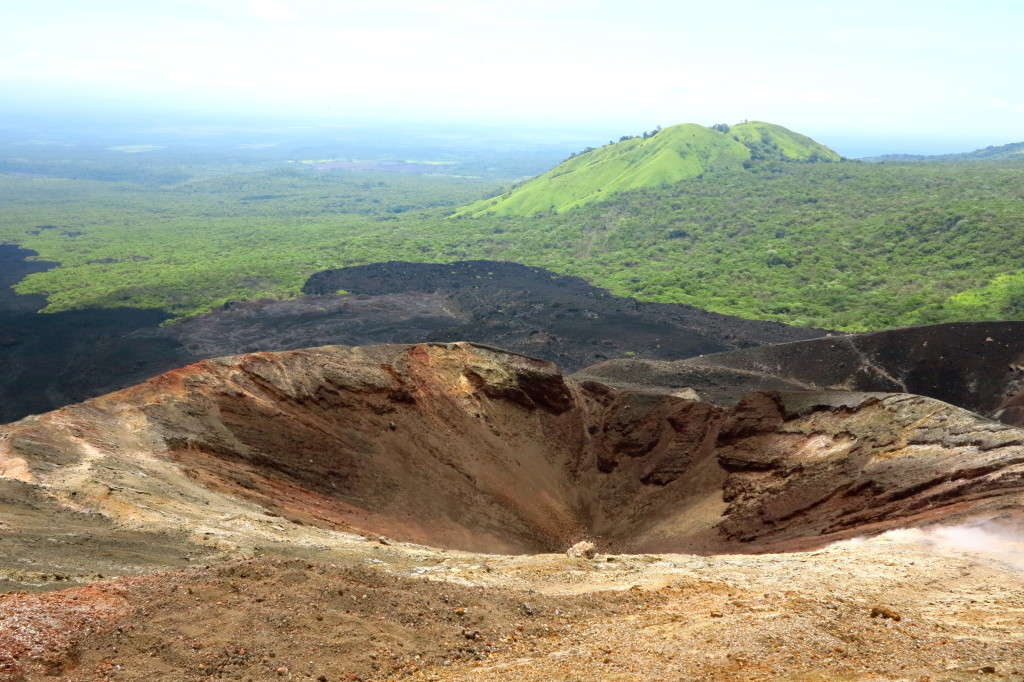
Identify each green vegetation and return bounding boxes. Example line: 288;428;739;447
2;125;1023;332
944;272;1024;319
0;168;503;315
455;121;840;216
728;121;842;162
461;160;1024;330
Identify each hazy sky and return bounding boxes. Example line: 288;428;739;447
2;0;1022;152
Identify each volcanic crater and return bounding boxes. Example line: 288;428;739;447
5;342;1024;563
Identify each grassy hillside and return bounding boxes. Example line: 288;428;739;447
456;121;840;216
728;121;842;162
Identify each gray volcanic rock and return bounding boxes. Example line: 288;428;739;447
575;321;1024;426
3;343;1022;567
298;260;826;369
0;247;180;422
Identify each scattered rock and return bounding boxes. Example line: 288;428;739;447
671;388;701;401
870;606;901;621
567;540;597;559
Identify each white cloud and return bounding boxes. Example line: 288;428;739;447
1;0;1023;141
246;0;296;22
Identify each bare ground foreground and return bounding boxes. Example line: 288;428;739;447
2;343;1024;680
4;530;1024;681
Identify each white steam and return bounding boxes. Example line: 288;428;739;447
834;519;1024;571
925;522;1024;554
921;520;1024;570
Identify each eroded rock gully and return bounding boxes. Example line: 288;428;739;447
3;342;1024;558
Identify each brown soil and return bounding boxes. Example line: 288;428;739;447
3;533;1024;681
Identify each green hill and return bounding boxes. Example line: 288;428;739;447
455;121;840;216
